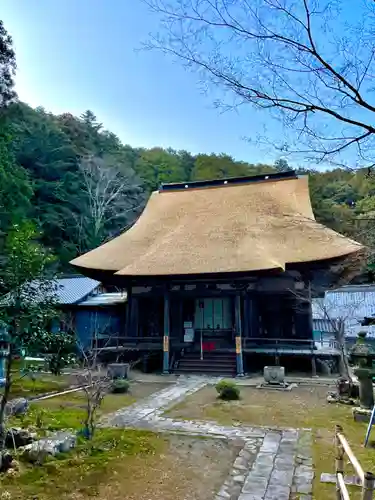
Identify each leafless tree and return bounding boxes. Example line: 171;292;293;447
73;311;129;440
289;251;367;378
312;296;359;379
75;343;113;440
76;155;144;252
144;0;375;169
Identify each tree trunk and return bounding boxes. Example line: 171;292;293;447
0;346;13;450
336;321;350;379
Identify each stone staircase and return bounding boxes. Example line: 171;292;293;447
174;351;237;377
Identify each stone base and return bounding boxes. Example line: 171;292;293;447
256;383;297;392
327;393;356;405
320;472;361;487
353;407;372;423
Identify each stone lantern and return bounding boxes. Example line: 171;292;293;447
349;331;375;410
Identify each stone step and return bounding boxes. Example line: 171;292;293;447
179;358;236;366
174;351;237;375
175;367;236;376
181;352;236;358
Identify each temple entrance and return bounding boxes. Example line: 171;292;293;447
194;298;232;331
185;297;234;350
176;296;237;375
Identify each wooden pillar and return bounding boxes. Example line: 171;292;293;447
250;295;259;338
0;356;5;380
126;286;132;336
235;295;244;376
243;295;250;338
294;292;313;340
131;298;139;337
163;290;170;374
311;355;317;377
362;472;375;500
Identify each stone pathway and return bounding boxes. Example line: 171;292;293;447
232;430;313;500
101;377;314;500
101;375;213;427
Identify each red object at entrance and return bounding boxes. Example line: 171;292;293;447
202;342;215;352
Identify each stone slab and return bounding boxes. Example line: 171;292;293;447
264;484;290;500
238;495;264;500
320;472;361;486
269;468;294;487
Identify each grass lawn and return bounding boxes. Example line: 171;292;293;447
2;381;239;499
12;381;169;432
167;384;375;500
5;373;72;399
0;430;239;499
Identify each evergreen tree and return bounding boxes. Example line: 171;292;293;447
0;20;16;108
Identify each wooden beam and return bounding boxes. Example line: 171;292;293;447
337;431;365;484
337;473;350;500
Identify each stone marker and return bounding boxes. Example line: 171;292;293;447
107;363;130;379
264;366;285;385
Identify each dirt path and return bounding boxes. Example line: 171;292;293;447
95;435;241;500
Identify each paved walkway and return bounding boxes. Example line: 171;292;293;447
101;377;314;500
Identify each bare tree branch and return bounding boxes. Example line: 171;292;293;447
144;0;375;168
77;155;145;251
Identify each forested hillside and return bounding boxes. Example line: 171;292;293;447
1;20;375;280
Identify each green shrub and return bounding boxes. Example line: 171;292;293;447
215;380;240;400
111;379;130;394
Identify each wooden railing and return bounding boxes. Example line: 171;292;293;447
335;424;375;499
242;337;339;353
91;335;164;350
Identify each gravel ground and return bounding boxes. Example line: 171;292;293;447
95;434;242;500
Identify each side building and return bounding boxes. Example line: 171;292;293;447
313;284;375;348
70;171;364;376
51;277;127;351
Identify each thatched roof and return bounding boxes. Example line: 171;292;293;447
70;173;363;278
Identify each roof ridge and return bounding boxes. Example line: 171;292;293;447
159;170;298;192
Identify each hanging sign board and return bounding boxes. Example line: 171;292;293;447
235;337;242;354
184;329;194;342
163;335;169;352
183;322;194;342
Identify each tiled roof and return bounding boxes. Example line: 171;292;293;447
78;292;127;306
55;277;100;304
312;286;375;338
313;318;337;333
312;287;375;321
0;276;100;307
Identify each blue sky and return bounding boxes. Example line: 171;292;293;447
1;0;281;164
